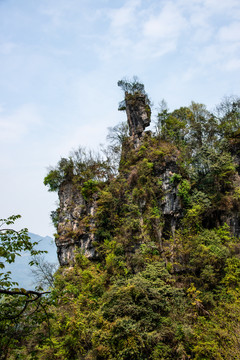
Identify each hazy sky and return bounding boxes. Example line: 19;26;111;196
1;0;240;236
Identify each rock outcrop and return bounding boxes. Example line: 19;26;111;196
125;92;151;147
54;93;183;266
157;157;182;237
56;182;97;266
54;92;240;267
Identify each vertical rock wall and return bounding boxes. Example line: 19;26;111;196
125;92;151;147
56;182;97;266
54;97;240;266
54;93;183;266
155;155;182;238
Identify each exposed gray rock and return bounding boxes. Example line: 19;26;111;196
225;213;240;237
125;92;151;147
56;182;97;266
153;156;182;216
154;156;182;238
161;169;181;216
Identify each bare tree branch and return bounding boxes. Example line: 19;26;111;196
0;289;50;296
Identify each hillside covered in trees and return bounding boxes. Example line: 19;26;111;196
2;79;240;359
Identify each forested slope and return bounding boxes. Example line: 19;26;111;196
5;80;240;359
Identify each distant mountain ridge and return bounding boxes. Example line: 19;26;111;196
5;232;57;289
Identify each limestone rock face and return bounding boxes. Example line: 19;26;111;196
56;182;97;266
155;156;182;237
125;92;151;147
221;213;240;237
54;98;240;267
160;172;181;216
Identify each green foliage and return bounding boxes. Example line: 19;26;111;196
43;169;63;192
117;76;146;95
158;107;190;145
50;208;60;230
170;173;182;184
222;257;240;287
191;291;240;359
157;101;218;151
170;225;233;291
216;95;240;138
90;262;189;360
44;147;111;192
181;190;211;230
178;179;191;207
191;146;236;193
117;76;151;111
81;179;99;200
11;87;240;359
0;215;51;359
0;215;46;289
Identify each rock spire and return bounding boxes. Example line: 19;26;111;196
125;91;151;147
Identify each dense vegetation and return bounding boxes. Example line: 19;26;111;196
0;215;51;360
2;83;240;359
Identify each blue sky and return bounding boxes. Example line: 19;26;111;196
1;0;240;236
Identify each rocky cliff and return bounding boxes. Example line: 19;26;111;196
54;91;183;266
50;90;240;266
56;182;97;265
125;92;151;147
37;87;240;360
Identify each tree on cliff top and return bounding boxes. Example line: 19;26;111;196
117;76;146;95
117;76;151;111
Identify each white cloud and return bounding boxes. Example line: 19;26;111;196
224;58;240;71
97;1;189;61
100;0;239;63
203;0;240;12
187;3;213;42
196;41;240;72
133;38;176;59
0;42;17;55
0;104;42;143
0;0;240;238
107;0;141;30
218;22;240;42
40;1;76;28
143;2;187;40
96;0;141;60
